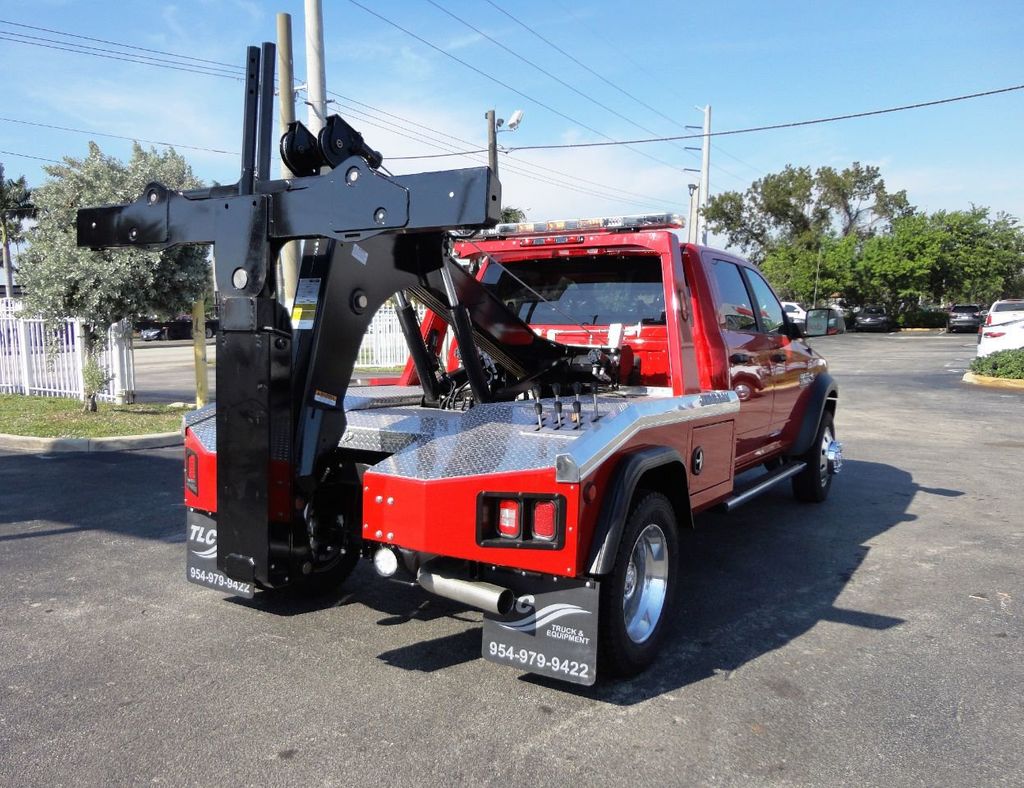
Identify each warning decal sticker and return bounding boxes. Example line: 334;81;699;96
291;278;322;329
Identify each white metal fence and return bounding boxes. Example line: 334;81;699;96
0;299;136;403
0;298;437;401
355;303;451;370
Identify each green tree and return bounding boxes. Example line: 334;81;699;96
762;234;860;306
704;162;911;264
0;162;33;300
500;206;527;223
19;142;210;410
857;213;941;311
926;208;1024;306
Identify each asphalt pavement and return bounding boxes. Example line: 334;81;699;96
133;340;215;403
1;332;1021;786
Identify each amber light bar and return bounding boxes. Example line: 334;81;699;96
484;212;684;238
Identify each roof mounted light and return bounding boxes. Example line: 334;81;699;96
484;212;684;238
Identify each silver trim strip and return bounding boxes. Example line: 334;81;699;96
554;391;740;482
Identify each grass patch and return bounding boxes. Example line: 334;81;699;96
352;366;404;376
0;394;189;438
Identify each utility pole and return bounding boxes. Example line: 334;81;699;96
277;11;300;311
304;0;328;136
686;183;699;244
697;104;711;245
486;109;498;179
1;217;14;300
192;299;208;407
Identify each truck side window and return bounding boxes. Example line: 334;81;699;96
743;269;785;333
710;260;757;331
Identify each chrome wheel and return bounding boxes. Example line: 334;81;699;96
817;425;834;488
622;523;670;644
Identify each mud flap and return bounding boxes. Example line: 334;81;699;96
481;574;599;686
186;510;254;598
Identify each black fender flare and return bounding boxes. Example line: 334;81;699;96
586;446;691;577
790;371;838;457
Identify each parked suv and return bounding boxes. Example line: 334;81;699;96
853;305;892;332
947;304;983;333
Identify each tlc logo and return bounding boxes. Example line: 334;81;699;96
189;524;217;545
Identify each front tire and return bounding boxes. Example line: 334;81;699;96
792;410;837;503
598;491;679;677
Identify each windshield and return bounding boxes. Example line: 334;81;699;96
863;306;885;315
993;301;1024;312
480;254;666;326
951;305;980;312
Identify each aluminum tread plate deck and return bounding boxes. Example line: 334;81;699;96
345;391;740;482
184;387;741;483
182;387;425;455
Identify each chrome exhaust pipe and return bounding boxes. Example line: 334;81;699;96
417;565;514;615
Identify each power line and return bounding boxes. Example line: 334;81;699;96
326;92;674;205
712;143;764;177
332;104;671;209
0;116;238;156
400;83;1024;156
0;18;243;70
0;33;244;80
477;1;757;188
0;20;675;205
0;149;60;164
483;0;685;134
345;0;691;175
0;28;242;77
424;0;693;164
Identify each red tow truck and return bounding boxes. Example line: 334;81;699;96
78;42;841;686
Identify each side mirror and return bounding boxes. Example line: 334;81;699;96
805;308;830;337
782;318;805;339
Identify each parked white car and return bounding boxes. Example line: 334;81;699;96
977;298;1024;357
781;301;806;326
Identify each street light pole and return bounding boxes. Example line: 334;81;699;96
687;183;699;245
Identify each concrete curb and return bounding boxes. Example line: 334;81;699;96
962;372;1024;390
0;431;182;453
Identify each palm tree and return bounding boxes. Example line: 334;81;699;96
0;162;33;300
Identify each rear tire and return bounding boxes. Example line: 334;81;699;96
598;491;679;677
792;410;836;503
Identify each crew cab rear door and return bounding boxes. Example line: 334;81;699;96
740;266;809;435
706;256;775;461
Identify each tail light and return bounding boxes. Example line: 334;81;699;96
532;501;556;540
185;448;199;495
984;331;1006;338
478;494;566;548
984;313;992;326
497;500;520;538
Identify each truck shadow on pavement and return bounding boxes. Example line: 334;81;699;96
0;451;963;704
372;459;962;704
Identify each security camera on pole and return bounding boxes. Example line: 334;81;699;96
486;109;523;180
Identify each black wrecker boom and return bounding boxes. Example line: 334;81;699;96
77;43;501;590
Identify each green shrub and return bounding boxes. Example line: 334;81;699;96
897;310;947;328
970;349;1024;379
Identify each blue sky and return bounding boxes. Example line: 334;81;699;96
1;0;1022;235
